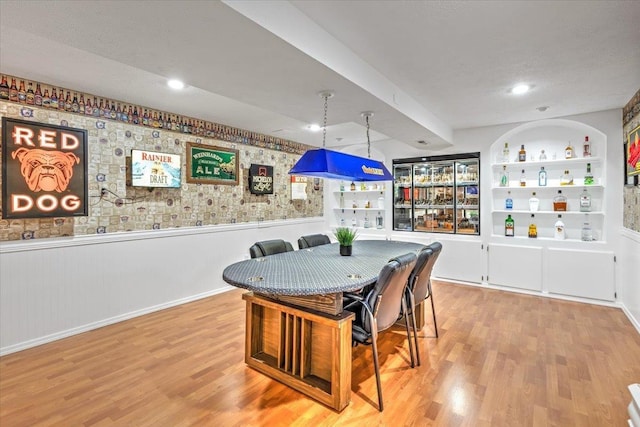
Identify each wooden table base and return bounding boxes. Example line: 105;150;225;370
242;292;355;411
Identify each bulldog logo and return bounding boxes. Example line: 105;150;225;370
11;147;80;192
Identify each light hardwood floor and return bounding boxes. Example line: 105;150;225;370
1;281;639;426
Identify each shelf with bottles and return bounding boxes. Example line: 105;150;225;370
494;161;602;188
494;186;601;213
335;209;386;230
498;211;602;242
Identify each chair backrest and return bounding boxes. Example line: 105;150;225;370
408;242;443;302
249;239;294;258
297;234;331;249
364;252;417;333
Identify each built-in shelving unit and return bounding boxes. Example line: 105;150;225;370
331;185;387;231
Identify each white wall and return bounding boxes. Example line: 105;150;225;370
0;218;326;355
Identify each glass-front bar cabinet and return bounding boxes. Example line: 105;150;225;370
393;153;480;235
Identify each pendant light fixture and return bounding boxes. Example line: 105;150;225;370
289;92;393;181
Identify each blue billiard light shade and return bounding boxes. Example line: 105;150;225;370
288;148;393;181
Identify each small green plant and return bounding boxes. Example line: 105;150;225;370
333;227;358;246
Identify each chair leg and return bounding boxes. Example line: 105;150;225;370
428;283;438;338
401;294;416;368
370;326;383;411
407;291;421;366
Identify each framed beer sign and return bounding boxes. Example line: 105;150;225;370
248;164;273;195
2;117;88;219
186;142;238;185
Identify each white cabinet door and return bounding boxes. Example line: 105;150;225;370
433;239;484;284
546;247;615;301
487;244;543;291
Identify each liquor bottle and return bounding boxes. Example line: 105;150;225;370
581;214;593;241
109;102;117;120
519;169;526;187
364;214;371;229
565;142;574;159
376;212;384;229
553;190;567;211
64;90;72;111
502;142;510;163
505;214;515;237
580;187;592;212
538;166;547;186
34;83;42;106
528;214;538;238
539;149;547;161
340;217;346;227
17;80;26;103
505;191;513;210
25;82;35;105
584;163;594;185
59;89;67;110
50;88;58;109
351;213;358;228
339;192;345;209
8;78;18;102
71;93;79;112
560;170;574;186
529;192;539;212
0;75;9;99
84;96;92;115
583;136;591;157
360;182;367;191
339;181;345;192
42;88;50;107
350;181;356;191
499;165;509;187
518;144;526;162
554;215;566;240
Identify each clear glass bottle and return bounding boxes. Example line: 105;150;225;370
554;215;566;240
565;142;574;159
583;136;591;157
351;213;358;227
584;163;594;185
581;214;593;241
528;214;538;238
539;149;547;161
505;191;513;210
499;165;509;187
376;212;384;229
538;166;547;186
340;181;345;192
580;187;592;212
339;192;345;209
505;214;515;237
363;213;371;228
518;144;527;162
340;217;345;226
553;190;567;211
529;192;539;212
519;169;526;187
560;169;574;186
502;142;510;163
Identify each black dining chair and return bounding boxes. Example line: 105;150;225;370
343;252;417;411
297;234;331;249
249;239;294;258
404;241;442;367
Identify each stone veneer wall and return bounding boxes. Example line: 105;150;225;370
0;101;323;241
623;88;640;232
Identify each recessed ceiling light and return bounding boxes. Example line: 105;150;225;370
308;124;321;132
511;84;530;95
167;79;185;90
537;106;549;112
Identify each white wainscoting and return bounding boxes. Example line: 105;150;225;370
0;218;326;355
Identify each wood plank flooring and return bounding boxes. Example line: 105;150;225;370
1;281;639;426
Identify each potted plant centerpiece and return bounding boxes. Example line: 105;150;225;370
334;227;358;256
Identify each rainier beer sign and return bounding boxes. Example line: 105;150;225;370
2;117;88;219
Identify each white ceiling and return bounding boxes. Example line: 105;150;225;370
1;0;639;153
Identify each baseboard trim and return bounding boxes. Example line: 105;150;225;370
0;285;236;356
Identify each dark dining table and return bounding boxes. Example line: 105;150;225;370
222;239;426;411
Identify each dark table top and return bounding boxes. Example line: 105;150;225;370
222;240;426;296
